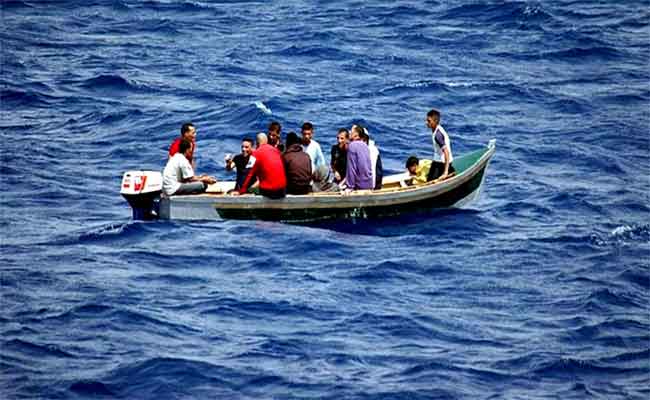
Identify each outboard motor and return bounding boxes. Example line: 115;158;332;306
120;171;163;220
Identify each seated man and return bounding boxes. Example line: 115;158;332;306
225;137;256;190
330;128;348;183
239;133;287;199
163;139;216;196
169;122;197;169
283;132;312;195
268;121;285;152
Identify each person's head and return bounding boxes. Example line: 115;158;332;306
285;131;300;148
179;139;193;158
350;124;364;141
359;130;370;144
301;122;314;145
337;128;349;148
181;123;196;141
241;137;254;156
268;121;282;146
426;109;441;131
256;132;268;148
406;156;419;175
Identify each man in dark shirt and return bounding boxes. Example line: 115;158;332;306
330;128;348;183
283;132;312;195
225;137;256;190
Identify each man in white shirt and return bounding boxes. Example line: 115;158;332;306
163;139;216;196
300;121;326;173
426;108;455;182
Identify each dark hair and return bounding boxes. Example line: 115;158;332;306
179;139;193;154
427;109;441;124
285;131;300;147
181;122;194;135
301;121;313;131
338;128;349;138
242;137;254;145
268;121;282;133
359;130;369;143
406;156;419;169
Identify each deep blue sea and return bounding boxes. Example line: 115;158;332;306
2;1;649;399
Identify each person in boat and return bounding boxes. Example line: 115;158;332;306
282;132;312;195
312;164;339;192
268;121;285;152
343;125;373;192
405;155;432;185
359;128;383;190
225;137;256;191
330;128;348;183
238;133;287;199
426;109;455;181
163;139;216;196
168;122;197;169
301;121;327;173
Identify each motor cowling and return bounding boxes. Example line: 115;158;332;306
120;171;163;220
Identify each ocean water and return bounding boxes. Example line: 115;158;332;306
1;1;649;399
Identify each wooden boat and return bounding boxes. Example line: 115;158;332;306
121;139;495;222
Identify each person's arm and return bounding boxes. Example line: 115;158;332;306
317;145;326;169
345;148;357;190
437;147;451;181
225;158;235;171
239;161;259;194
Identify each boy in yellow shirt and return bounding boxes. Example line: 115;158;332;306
406;156;432;185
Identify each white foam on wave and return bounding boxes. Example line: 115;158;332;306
254;101;272;115
611;225;634;237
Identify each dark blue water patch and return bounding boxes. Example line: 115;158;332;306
76;74;156;94
0;88;58;108
69;380;116;397
38;303;202;338
531;355;648;379
268;43;358;61
1;0;35;9
346;260;418;282
198;298;338;322
3;339;76;359
620;13;650;29
618;267;650;290
131;273;209;287
525;46;625;62
97;18;182;36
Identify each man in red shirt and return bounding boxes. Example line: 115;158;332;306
238;133;287;199
169;122;197;169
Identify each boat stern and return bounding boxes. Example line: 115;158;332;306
120;170;162;220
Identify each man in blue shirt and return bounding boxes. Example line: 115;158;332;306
301;121;326;173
